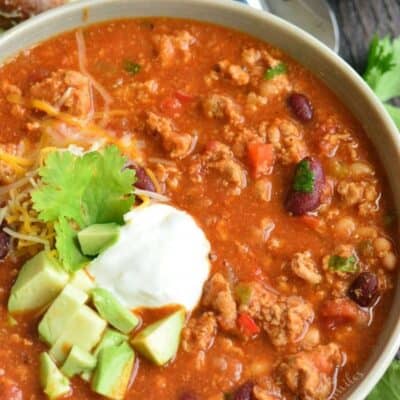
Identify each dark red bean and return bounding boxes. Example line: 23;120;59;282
179;392;198;400
232;381;255;400
0;228;10;260
128;164;156;192
287;92;313;122
348;272;378;307
285;157;325;216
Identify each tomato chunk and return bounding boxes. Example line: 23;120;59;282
247;143;275;178
160;96;182;115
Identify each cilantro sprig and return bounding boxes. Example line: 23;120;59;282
328;255;358;273
32;145;135;271
293;159;315;193
264;62;287;80
363;35;400;129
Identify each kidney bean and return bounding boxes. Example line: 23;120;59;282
128;164;156;192
0;228;10;260
287;92;313;122
285;157;325;216
179;392;198;400
232;381;255;400
348;272;378;307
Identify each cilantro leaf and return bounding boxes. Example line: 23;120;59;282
264;63;287;80
32;151;90;226
363;35;400;129
328;255;358;273
367;360;400;400
32;145;135;271
293;159;315;193
55;217;89;272
123;60;141;75
80;146;135;225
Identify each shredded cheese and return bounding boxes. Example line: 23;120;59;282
3;227;50;249
144;167;162;193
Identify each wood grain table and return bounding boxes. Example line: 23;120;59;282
328;0;400;73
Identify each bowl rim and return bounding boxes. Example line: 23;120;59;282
1;1;400;398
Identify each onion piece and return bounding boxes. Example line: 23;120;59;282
75;29;113;110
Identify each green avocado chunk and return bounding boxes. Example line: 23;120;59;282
131;309;185;366
38;284;88;345
91;288;140;334
8;251;69;314
69;269;95;293
78;223;120;256
50;305;107;363
81;328;128;382
40;352;71;399
91;342;135;400
60;346;97;378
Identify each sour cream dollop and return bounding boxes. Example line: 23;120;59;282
88;203;210;311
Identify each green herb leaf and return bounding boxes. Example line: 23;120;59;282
363;35;400;130
32;145;135;271
328;255;358;273
367;360;400;400
264;63;287;80
55;217;89;272
123;60;141;75
293;159;315;193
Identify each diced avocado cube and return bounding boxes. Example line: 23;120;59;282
91;342;135;400
60;346;97;378
69;269;95;293
92;288;139;334
78;223;119;256
50;305;106;363
40;352;71;399
131;309;185;366
8;251;69;314
38;284;88;345
81;328;128;382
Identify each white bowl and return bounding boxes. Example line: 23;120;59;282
1;1;399;398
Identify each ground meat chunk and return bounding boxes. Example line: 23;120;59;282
241;48;291;98
215;59;250;86
114;79;158;105
153;30;196;66
238;282;314;347
336;180;379;216
276;343;342;400
261;118;307;165
30;69;91;117
202;94;244;125
146;112;193;159
182;312;217;352
291;251;322;285
202;273;237;331
222;125;266;158
1;82;26;118
192;141;247;195
262;296;314;347
238;282;277;321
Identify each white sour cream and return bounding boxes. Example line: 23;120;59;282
88;203;210;311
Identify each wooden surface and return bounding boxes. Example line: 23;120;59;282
328;0;400;73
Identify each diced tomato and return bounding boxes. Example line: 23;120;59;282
299;215;320;230
247;142;275;178
237;312;260;336
320;298;367;328
175;90;194;103
160;96;182;115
